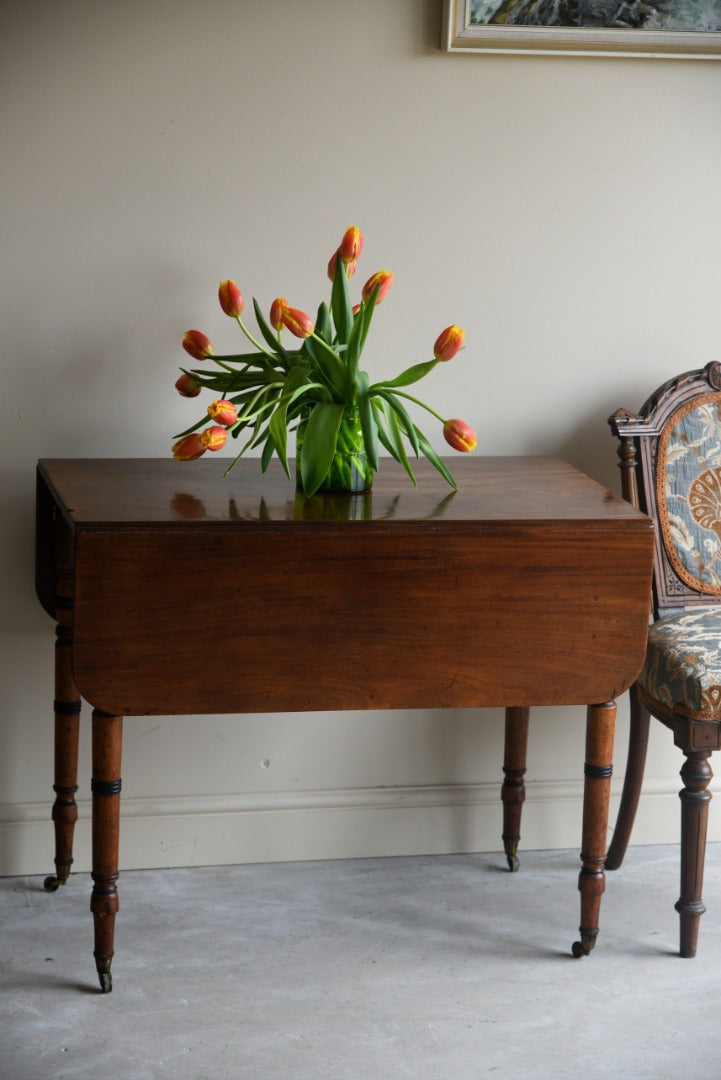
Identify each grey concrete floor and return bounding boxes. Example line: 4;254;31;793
2;844;721;1080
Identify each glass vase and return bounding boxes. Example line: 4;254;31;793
296;406;374;494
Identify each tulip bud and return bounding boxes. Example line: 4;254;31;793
172;433;206;461
218;279;244;318
201;425;228;451
443;418;477;453
361;269;393;306
433;325;465;362
282;305;314;339
339;226;363;263
182;330;214;360
327;250;356;282
207;399;238;427
269;297;286;331
175;373;201;398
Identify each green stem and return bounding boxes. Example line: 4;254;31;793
236;314;280;364
387;390;445;423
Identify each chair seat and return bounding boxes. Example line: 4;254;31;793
640;606;721;720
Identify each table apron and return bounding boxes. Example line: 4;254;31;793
69;526;653;715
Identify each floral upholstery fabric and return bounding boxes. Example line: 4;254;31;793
657;394;721;594
639;606;721;720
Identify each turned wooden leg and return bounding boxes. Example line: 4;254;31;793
502;706;529;872
675;749;713;958
44;579;81;892
573;700;615;958
90;709;123;993
605;684;650;871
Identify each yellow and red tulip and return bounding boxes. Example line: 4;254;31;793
339;225;362;263
200;425;228;451
443;418;477;453
218;279;244;318
433;325;465;362
327;250;356;282
362;269;393;306
182;330;214;360
282;304;314;339
269;297;286;330
175;373;201;398
172;433;206;461
207;399;238;427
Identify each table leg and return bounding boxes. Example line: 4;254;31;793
573;699;615;958
43;596;81;892
502;706;529;872
90;709;123;993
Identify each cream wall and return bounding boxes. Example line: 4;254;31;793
2;0;721;876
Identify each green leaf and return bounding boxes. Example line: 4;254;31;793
345;293;376;396
260;433;275;471
173;415;208;439
253;298;287;359
356;282;379;357
299;402;345;496
370;359;438;391
383;400;416;486
415;427;458;490
357;372;379;471
304;334;347;400
330;261;353;345
376;389;420;457
267;366;314;479
314;302;333;344
269;403;290;478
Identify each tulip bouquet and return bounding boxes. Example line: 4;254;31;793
173;226;477;496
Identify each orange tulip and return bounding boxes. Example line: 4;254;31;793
207;399;238;427
175;373;201;398
218;279;244;318
282;304;314;338
362;269;393;306
182;330;214;360
269;297;286;330
172;433;206;461
200;425;228;451
443;418;477;453
327;250;356;281
339;225;362;263
433;325;465;362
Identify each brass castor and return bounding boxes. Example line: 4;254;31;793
571;932;596;958
506;853;520;872
43;865;70;892
98;971;113;993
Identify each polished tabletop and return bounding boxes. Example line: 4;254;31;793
38;455;646;526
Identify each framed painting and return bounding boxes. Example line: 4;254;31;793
441;0;721;58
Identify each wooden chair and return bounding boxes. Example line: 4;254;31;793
502;362;721;956
605;361;721;957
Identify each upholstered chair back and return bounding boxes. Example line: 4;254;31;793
609;362;721;619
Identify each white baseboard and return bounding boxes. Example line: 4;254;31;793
0;777;708;877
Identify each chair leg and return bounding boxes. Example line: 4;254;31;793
675;748;713;958
90;709;123;993
502;706;529;872
605;684;650;871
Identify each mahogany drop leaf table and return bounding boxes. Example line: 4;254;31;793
35;456;654;991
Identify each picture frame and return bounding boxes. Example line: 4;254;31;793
441;0;721;59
